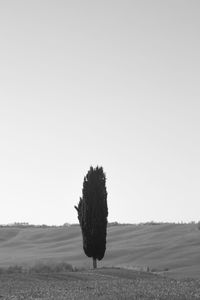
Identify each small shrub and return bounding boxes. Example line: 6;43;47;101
197;221;200;230
164;267;169;272
150;268;158;272
7;265;23;274
29;262;74;274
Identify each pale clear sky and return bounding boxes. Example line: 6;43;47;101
0;0;200;225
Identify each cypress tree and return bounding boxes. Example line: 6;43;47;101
75;166;108;269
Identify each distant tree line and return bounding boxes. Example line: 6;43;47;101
0;220;199;229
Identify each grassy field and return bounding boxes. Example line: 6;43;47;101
0;223;200;279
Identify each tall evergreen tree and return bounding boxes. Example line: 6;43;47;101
75;166;108;269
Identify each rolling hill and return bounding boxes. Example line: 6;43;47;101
0;223;199;279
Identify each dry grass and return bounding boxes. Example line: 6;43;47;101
0;268;200;299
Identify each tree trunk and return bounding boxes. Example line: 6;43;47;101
93;258;97;269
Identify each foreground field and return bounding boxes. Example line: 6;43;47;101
0;223;200;279
0;268;200;300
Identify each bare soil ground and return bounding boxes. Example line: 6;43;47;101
0;268;200;300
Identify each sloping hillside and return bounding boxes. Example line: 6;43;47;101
0;224;199;279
